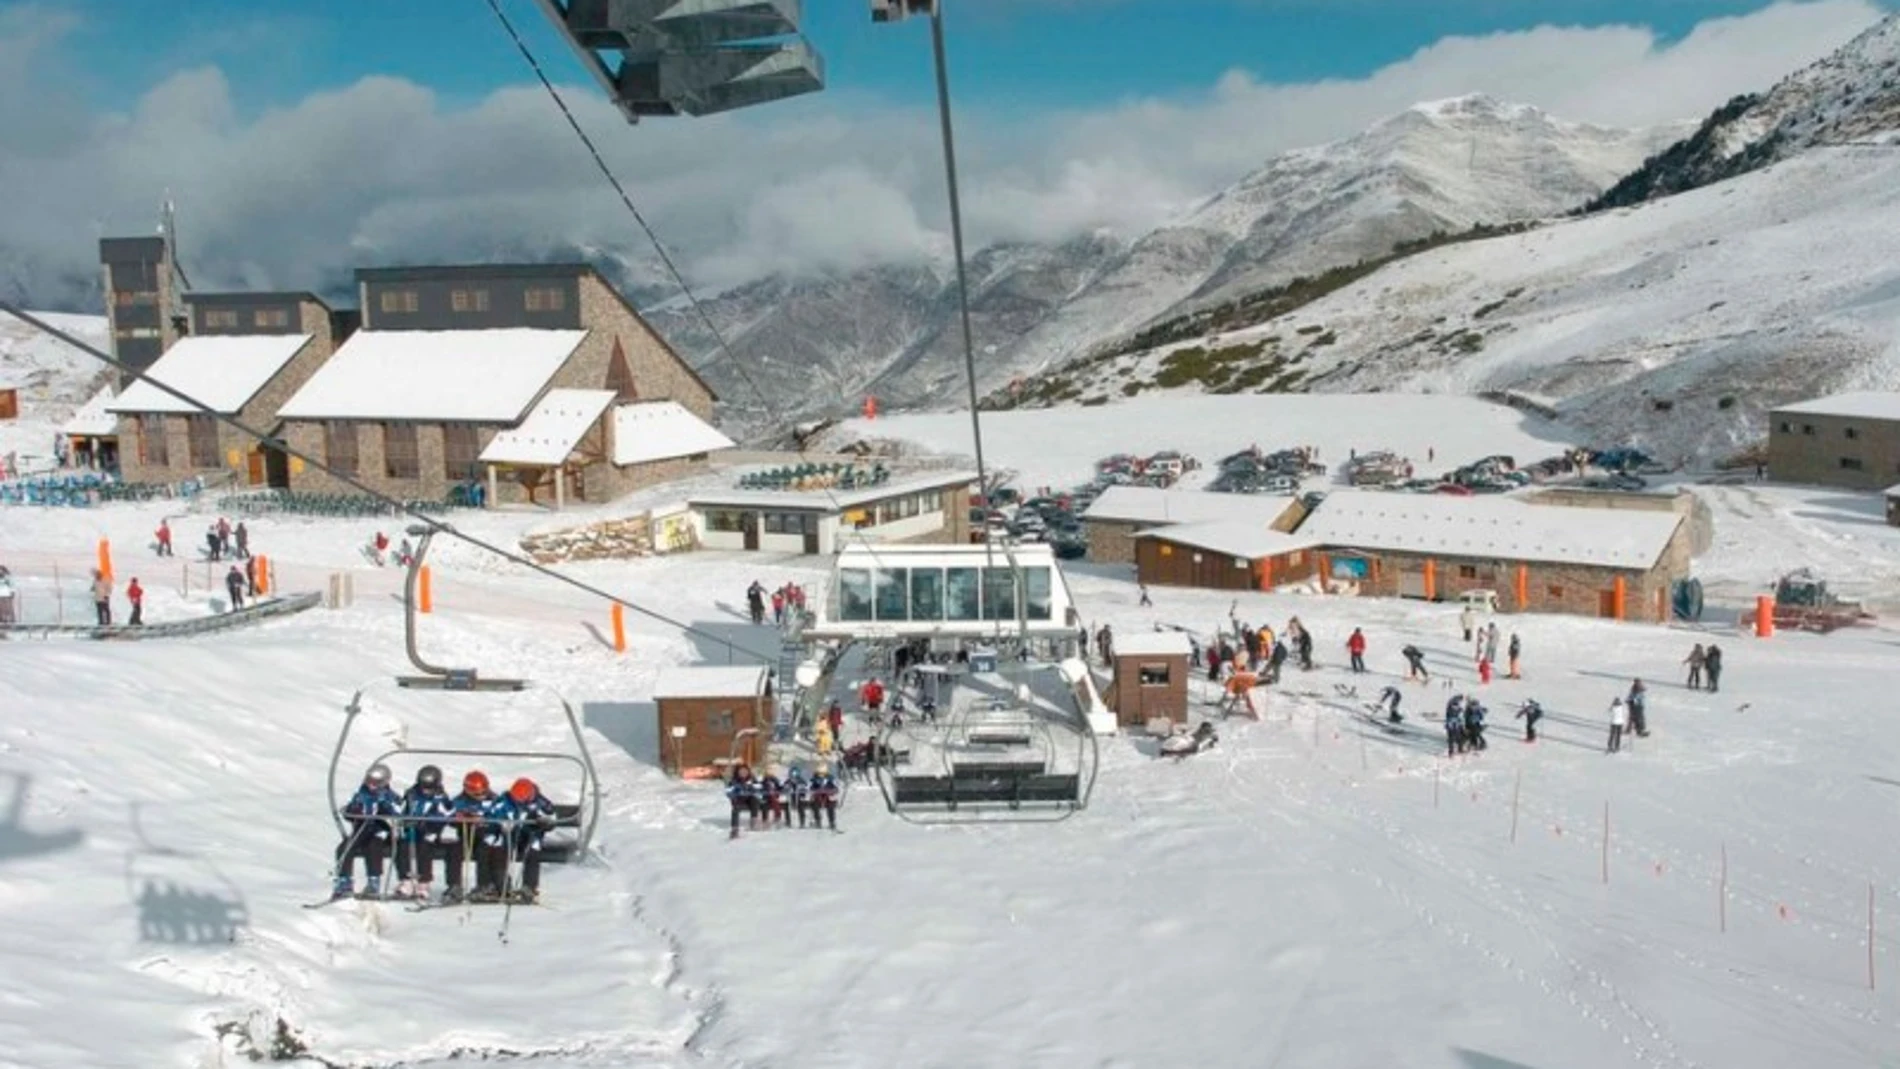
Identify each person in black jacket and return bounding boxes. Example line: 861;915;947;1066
1703;644;1723;693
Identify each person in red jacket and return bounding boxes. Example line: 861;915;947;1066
859;677;885;715
126;577;144;626
154;520;173;558
1346;627;1367;673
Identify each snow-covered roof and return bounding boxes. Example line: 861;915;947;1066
1296;490;1683;570
62;384;118;436
1773;391;1900;421
613;401;734;466
478;389;614;466
276;329;586;422
652;664;769;700
1113;631;1195;658
690;469;978;512
1885;484;1900;498
107;335;312;415
1083;486;1293;526
1137;520;1320;560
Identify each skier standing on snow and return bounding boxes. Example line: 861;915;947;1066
1463;698;1488;751
225;565;246;612
1139;584;1152;608
1445;695;1467;757
1507;633;1521;679
204;524;221;562
808;762;841;831
216;517;232;557
333;764;400;899
1606;698;1629;754
826;701;845;745
1346;628;1367;674
89;568;111;626
394;764;452;902
1704;644;1723;693
505;778;557;904
746;581;766;625
1459;603;1478;642
1516;699;1543;743
1377;684;1404;724
1685;644;1706;690
234;521;250;560
1483;622;1500;666
1402;644;1429;682
1627;679;1649;737
155;519;173;557
370;531;388;566
1267;638;1289;684
771;587;785;626
1295;625;1314;671
727;763;762;839
446;771;514;902
126;576;144;626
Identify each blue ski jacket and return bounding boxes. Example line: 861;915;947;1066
727;778;761;803
399;786;453;840
809;773;841;800
758;775;784;798
343;784;400;825
451;791;517;844
784;770;811;800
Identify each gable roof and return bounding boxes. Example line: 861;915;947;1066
689;469;978;512
1138;520;1320;560
63;384;119;436
1772;391;1900;421
478;388;616;466
108;334;313;415
1113;631;1195;658
653;664;769;699
277;328;586;423
1083;485;1293;526
613;401;734;465
1295;490;1683;571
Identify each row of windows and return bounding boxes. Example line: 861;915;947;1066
1780;420;1868;440
321;422;482;480
704;492;950;536
111;290;157;307
134;415;222;470
376;286;567;315
845;490;946;529
835;566;1055;624
202;308;291;330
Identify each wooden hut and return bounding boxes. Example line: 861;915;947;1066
1105;631;1193;728
652;665;771;778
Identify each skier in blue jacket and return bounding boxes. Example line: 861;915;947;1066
784;765;812;828
505;778;558;904
727;763;762;839
1376;685;1404;724
758;767;787;827
808;763;841;831
445;770;515;903
1444;695;1467;757
334;764;400;899
394;764;453;901
1462;698;1488;752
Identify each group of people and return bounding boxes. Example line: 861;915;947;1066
745;580;808;627
333;763;560;905
367;531;415;569
1606;679;1651;753
1683;643;1725;692
1442;693;1492;755
725;761;841;837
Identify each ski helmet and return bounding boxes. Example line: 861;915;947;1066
463;770;490;795
365;763;392;787
508;778;537;803
416;764;442;789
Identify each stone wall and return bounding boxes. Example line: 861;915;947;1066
1349;549;1683;622
576;274;716;419
1767;409;1900;491
1085;520;1141;564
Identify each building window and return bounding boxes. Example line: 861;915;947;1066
1287;550;1305;566
982;567;1017;621
1023;567;1053;621
763;512;812;535
1138;663;1171;686
945;567;981;621
1777;421;1791;433
921;490;942;513
706;710;734;734
838;568;873;621
383;423;419;479
704;509;747;533
443;423;480;480
1801;424;1815;436
138;414;169;467
324;421;359;475
1546;585;1564;599
451;288;490;313
873;568;909;620
187;415;220;468
254;308;289;329
1840;457;1864;471
909;568;943;621
1458;565;1478;579
203;309;240;329
1845;427;1860;440
379;289;419;314
525;287;566;312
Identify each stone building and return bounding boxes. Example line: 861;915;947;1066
1293;490;1692;622
1767;392;1900;491
110;292;343;487
274;263;724;507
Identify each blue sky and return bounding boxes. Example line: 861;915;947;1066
61;0;1871;114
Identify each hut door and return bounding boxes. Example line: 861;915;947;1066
1597;590;1617;618
742;512;760;551
246;451;267;486
802;515;819;555
1397;565;1428;599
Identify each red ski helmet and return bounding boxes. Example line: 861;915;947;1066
508;778;537;803
463;770;490;795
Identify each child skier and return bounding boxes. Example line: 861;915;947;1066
394;764;453;901
1346;628;1367;673
1606;698;1628;754
1507;633;1521;679
808;762;841;831
446;770;513;903
1377;684;1404;724
506;778;558;904
785;765;812;828
1444;695;1467;757
1402;644;1429;682
333;764;400;900
1515;700;1544;743
758;767;787;827
1462;698;1488;752
726;764;762;839
1685;644;1706;690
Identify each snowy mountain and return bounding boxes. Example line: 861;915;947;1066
0;310;112;467
665;97;1669;438
1590;13;1900;210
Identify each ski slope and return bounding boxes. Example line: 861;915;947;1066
3;470;1900;1067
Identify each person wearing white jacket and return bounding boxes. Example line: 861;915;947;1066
1459;604;1478;642
1606;697;1629;754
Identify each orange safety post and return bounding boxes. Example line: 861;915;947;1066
96;537;112;581
419;565;433;614
1317;553;1330;593
1755;594;1774;637
1612;576;1626;621
1423;558;1437;601
1256;558;1273;592
254;554;269;595
1654;586;1666;622
1516;563;1529;610
611;602;627;652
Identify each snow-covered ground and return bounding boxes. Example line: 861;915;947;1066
0;311;110;472
826;392;1576;494
5;436;1900;1066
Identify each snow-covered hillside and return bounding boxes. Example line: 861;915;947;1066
0;311;110;467
4;458;1900;1066
1005;142;1900;466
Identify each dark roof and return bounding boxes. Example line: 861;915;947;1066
354;263;593;283
188;291;332;308
99;236;167;260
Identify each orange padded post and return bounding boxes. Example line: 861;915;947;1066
611;602;627;652
1423;559;1437;601
255;554;269;594
96;537;112;581
419;565;433;614
1516;563;1528;610
1756;595;1774;638
1613;576;1627;621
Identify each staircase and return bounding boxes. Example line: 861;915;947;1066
773;611;810;741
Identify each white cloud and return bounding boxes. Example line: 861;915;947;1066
0;0;1885;306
